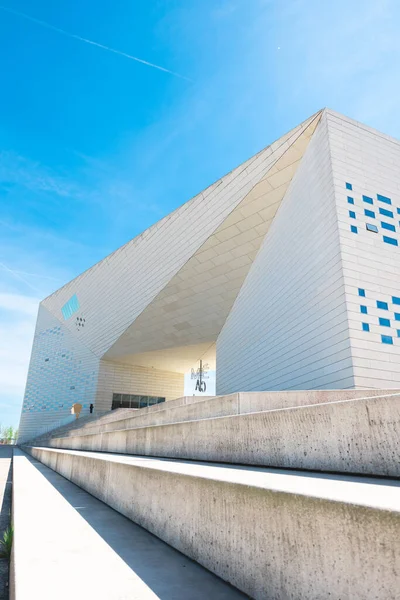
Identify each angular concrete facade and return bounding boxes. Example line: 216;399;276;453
18;109;400;442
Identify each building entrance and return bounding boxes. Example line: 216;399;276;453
111;393;165;410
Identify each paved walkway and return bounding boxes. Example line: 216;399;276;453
13;450;245;600
0;447;12;600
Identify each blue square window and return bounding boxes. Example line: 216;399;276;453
345;182;352;190
358;288;366;297
349;210;356;219
366;223;378;233
364;209;375;219
362;195;373;205
377;301;388;310
397;208;400;215
360;305;368;314
398;330;400;338
381;335;393;345
383;236;398;246
392;297;400;305
379;317;391;327
362;322;370;332
347;196;354;205
381;221;396;232
350;225;358;234
394;313;400;321
377;194;392;205
379;207;394;218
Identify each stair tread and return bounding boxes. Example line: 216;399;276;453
28;446;400;512
13;449;245;600
50;390;400;440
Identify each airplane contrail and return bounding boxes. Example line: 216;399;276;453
0;261;41;293
0;5;192;81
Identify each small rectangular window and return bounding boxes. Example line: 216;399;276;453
377;301;389;310
366;223;378;233
360;305;368;314
362;323;370;332
349;210;356;219
398;330;400;338
379;207;394;218
377;194;392;205
362;195;373;205
383;236;398;246
379;317;391;327
397;208;400;215
347;196;354;205
381;335;393;345
381;222;396;232
346;182;352;190
394;313;400;321
393;297;400;305
364;209;375;218
358;288;366;297
350;225;358;234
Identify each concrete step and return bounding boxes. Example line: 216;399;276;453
59;389;397;439
29;414;100;445
11;449;245;600
37;390;396;444
23;445;400;600
44;392;400;477
31;396;215;444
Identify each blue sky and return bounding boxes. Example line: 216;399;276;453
1;0;400;427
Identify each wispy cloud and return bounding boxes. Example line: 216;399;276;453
0;291;39;316
0;261;41;293
0;292;38;426
0;151;77;197
0;4;192;81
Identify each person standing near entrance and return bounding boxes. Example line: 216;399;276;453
89;403;94;414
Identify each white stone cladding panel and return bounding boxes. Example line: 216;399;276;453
41;114;320;358
216;114;353;393
327;110;400;388
95;360;184;412
18;305;99;443
105;115;322;360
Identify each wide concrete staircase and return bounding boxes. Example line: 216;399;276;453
18;389;400;599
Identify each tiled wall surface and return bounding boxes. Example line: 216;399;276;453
18;112;320;442
18;305;99;443
41;114;318;360
328;110;400;388
105;114;321;361
216;112;353;393
95;360;184;412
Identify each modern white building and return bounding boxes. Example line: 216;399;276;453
18;108;400;442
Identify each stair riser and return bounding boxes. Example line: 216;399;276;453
49;395;400;476
61;390;397;438
25;446;400;600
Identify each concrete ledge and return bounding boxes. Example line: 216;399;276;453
25;446;400;600
29;396;216;444
12;449;245;600
61;389;399;438
49;393;400;476
36;390;398;444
